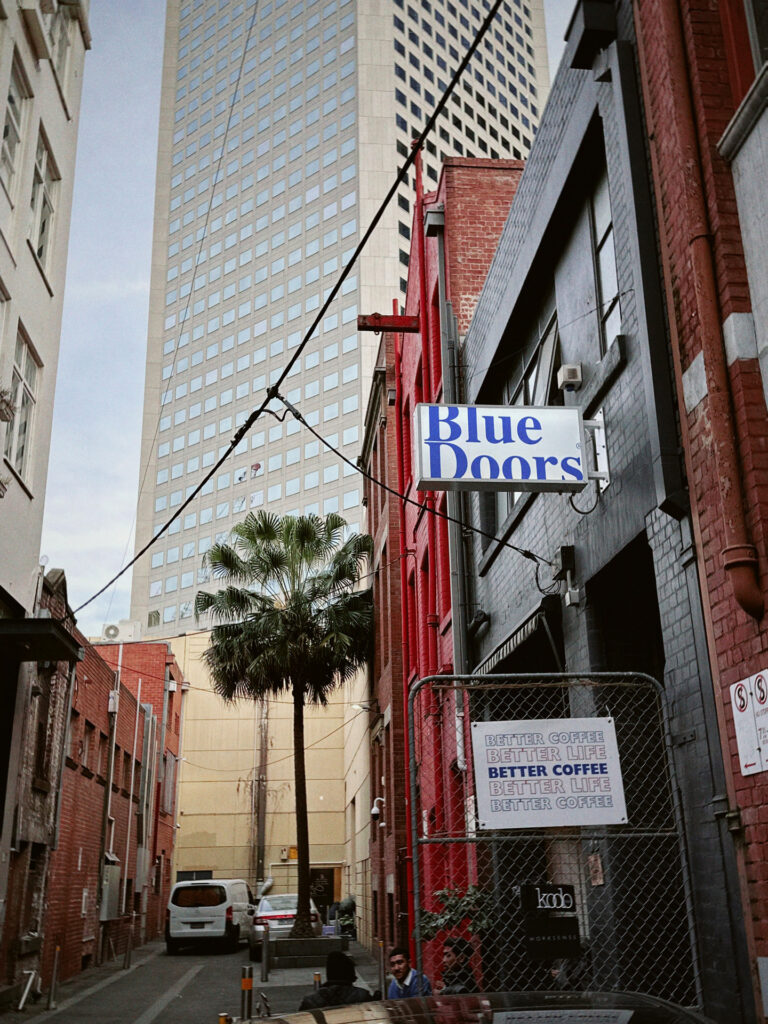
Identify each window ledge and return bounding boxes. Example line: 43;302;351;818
31;776;51;794
3;457;33;499
26;238;54;297
80;766;94;779
577;333;627;417
719;61;768;163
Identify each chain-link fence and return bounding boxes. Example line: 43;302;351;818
407;673;701;1008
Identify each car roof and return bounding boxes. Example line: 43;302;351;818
266;990;716;1024
171;878;247;887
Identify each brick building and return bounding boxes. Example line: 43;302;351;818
38;639;185;990
633;0;768;1016
361;155;522;967
0;571;81;1003
94;642;186;945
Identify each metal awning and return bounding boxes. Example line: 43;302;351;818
0;618;83;663
472;595;561;674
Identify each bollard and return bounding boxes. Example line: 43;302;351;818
378;939;385;1000
47;944;60;1010
123;912;135;970
241;964;253;1021
218;1014;233;1024
313;971;322;990
260;920;269;983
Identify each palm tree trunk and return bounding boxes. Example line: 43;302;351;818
291;679;315;937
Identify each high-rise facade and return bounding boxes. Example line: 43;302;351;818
130;0;548;635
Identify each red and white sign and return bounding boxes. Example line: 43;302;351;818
730;671;768;776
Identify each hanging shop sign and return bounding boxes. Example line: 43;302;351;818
471;717;627;829
413;403;588;492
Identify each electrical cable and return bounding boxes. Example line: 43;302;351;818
273;391;553;567
464;289;635;387
569;487;600;516
178;707;367;775
72;0;510;616
91;2;264;623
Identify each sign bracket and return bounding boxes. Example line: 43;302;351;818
583;409;610;492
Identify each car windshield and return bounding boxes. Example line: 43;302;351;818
172;885;226;908
259;895;298;912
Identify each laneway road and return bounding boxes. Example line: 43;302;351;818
3;942;327;1024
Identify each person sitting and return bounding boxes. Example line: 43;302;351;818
387;946;432;998
437;937;479;994
298;951;373;1010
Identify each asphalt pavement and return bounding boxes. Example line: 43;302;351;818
0;939;383;1023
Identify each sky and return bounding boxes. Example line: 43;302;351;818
40;0;574;639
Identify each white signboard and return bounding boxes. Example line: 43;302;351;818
471;717;627;829
413;403;587;492
730;670;768;776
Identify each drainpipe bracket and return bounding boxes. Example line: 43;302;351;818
722;543;759;570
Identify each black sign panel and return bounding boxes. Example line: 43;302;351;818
520;883;576;915
523;915;582;960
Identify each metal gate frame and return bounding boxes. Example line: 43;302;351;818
407;672;702;1006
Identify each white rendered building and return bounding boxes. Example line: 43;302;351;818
130;0;548;635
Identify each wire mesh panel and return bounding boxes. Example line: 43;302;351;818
407;673;701;1008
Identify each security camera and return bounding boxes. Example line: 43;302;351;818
371;803;381;821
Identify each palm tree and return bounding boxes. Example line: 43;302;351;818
195;510;373;938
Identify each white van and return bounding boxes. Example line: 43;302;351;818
166;878;255;954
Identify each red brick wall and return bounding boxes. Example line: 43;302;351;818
394;158;522;977
635;0;768;985
39;641;184;987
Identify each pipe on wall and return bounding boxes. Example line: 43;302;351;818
639;1;762;621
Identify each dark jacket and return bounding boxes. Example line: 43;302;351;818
440;965;479;994
299;983;372;1011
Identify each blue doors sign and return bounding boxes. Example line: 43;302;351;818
414;403;588;492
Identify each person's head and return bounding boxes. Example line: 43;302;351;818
326;951;356;985
443;937;471;971
389;946;411;983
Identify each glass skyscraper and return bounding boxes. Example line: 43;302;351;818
130;0;548;634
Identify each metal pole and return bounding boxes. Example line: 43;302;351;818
46;946;60;1010
313;971;322;989
378;938;385;998
260;920;270;982
241;965;253;1021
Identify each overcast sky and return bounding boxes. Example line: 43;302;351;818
40;0;574;639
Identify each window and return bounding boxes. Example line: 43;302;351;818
1;60;28;197
29;132;59;267
44;8;72;82
4;330;39;481
590;170;620;354
492;303;559;530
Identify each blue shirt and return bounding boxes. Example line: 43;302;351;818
387;970;432;998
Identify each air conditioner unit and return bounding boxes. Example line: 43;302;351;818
557;363;583;392
101;620;142;642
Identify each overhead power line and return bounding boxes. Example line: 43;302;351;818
73;0;509;616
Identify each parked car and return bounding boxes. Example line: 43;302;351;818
248;892;323;960
255;990;718;1023
166;878;254;954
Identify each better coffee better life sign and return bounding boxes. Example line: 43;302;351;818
471;717;627;829
413;403;587;492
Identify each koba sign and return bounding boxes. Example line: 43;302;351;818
414;403;588;492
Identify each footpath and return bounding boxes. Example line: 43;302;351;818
0;939;383;1023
